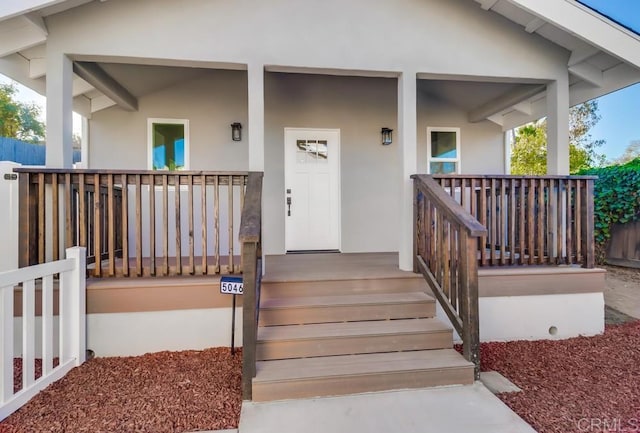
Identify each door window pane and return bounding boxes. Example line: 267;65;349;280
296;139;328;164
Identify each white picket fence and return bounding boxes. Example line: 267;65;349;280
0;247;86;421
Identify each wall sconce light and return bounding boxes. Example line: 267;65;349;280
381;127;393;145
231;122;242;141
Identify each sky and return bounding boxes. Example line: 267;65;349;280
1;0;640;160
577;0;640;159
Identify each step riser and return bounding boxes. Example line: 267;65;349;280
256;331;453;360
252;367;474;402
261;278;428;299
259;303;436;326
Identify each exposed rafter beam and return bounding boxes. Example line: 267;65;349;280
525;17;545;33
28;57;46;78
0;16;47;57
512;102;532;115
568;46;600;67
503;0;640;70
487;114;504;126
72;76;94;97
468;84;545;123
23;13;47;36
478;0;499;10
73;61;138;111
0;53;46;94
569;62;603;87
90;94;116;113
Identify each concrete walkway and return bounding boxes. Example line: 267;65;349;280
239;383;536;433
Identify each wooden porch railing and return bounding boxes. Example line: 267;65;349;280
412;175;486;379
239;172;263;401
15;168;249;277
433;175;596;268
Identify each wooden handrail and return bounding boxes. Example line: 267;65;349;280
412;175;486;237
239;173;263;243
412;174;486;378
239;172;263;401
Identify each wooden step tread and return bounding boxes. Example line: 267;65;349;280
258;318;449;341
254;349;472;383
261;292;433;309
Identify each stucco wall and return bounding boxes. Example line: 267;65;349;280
88;71;505;254
90;69;248;171
417;93;505;175
46;0;568;81
264;73;399;254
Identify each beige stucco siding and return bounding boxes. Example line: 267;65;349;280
46;0;568;82
90;69;248;171
88;72;504;254
417;96;504;175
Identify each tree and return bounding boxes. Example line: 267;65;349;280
510;100;606;175
610;141;640;165
0;83;45;143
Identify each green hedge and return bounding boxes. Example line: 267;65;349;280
579;158;640;262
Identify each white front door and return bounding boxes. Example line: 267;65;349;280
285;128;341;251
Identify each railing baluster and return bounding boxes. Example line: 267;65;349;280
215;175;220;273
508;179;516;265
537;178;545;265
566;179;574;264
107;174;115;276
52;174;59;261
499;179;507;265
22;279;36;389
162;175;169;276
135;174;142;277
174;174;182;275
121;174;129;277
149;174;156;276
202;175;208;275
479;178;487;266
582;179;595;268
556;179;563;265
228;175;234;273
64;174;72;250
188;174;194;275
93;174;102;277
489;178;497;265
42;274;54;375
576;180;583;263
37;174;45;264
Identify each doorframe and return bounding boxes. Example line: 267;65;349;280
284;127;342;252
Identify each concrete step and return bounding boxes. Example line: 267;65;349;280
260;277;429;299
256;318;452;360
258;292;435;326
252;349;474;401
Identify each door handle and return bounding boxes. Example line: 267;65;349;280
286;196;292;216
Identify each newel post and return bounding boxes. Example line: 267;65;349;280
460;231;480;379
65;247;86;366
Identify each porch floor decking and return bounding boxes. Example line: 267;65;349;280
263;252;419;282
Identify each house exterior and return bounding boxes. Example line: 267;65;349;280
1;0;639;401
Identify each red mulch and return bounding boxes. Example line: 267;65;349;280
13;358;60;393
0;347;242;433
475;321;640;433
